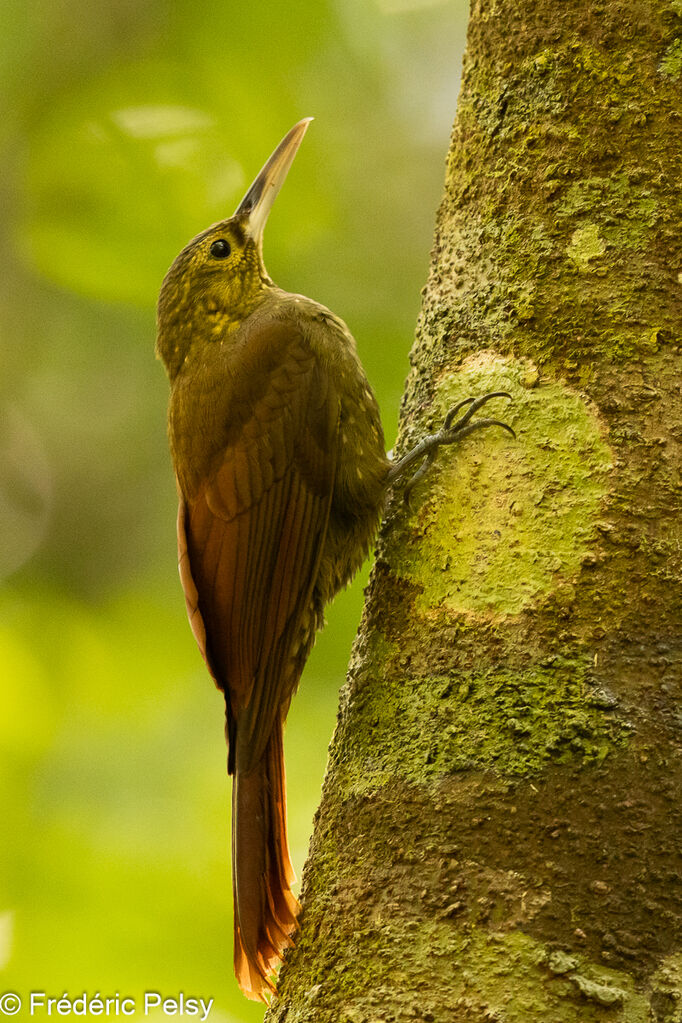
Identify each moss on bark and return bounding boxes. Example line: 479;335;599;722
267;1;682;1020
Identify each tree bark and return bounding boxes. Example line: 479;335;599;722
268;1;682;1020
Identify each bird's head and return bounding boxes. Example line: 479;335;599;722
157;118;312;378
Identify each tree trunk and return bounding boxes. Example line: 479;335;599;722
268;1;682;1020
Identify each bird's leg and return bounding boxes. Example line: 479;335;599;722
387;391;515;506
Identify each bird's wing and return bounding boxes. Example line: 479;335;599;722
177;319;338;774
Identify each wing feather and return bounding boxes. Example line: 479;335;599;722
176;321;338;773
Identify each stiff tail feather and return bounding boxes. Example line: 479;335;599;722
232;721;299;1001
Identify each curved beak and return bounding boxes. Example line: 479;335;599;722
235;118;313;248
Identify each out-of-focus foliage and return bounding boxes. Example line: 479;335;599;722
0;0;466;1017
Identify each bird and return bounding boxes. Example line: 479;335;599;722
156;118;512;1002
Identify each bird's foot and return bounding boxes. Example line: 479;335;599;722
388;391;515;507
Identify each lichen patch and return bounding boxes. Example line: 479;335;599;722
567;224;606;270
394;354;613;618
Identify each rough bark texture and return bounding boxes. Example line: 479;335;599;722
268;1;682;1020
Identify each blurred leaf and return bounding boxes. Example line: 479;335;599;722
0;625;54;758
0;406;52;584
20;62;249;305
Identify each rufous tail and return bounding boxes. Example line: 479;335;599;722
232;721;299;1002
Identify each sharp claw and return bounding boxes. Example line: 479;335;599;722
392;391;515;509
443;391;512;434
443;417;516;444
442;397;477;431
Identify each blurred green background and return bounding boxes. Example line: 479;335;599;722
0;0;467;1018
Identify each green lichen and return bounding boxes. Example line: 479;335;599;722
548;951;579;975
567;224;606;269
338;652;628;794
313;923;648;1021
556;174;659;251
605;327;666;361
394;354;612;618
649;952;682;1019
659;37;682;78
406;30;681;406
572;974;626;1007
276;912;652;1022
450;931;650;1022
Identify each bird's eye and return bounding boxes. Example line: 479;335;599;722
210;239;231;259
